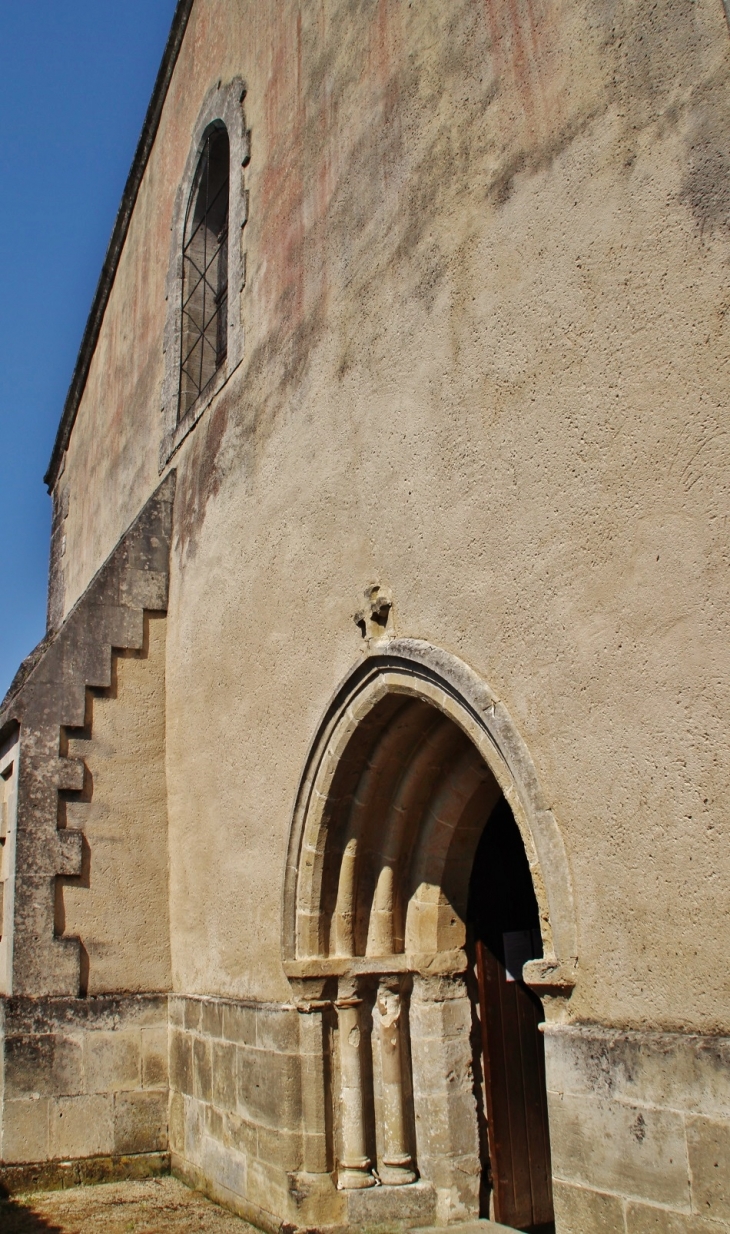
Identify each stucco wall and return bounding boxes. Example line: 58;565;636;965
55;0;730;1034
62;614;171;996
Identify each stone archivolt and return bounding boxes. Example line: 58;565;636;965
283;642;577;1196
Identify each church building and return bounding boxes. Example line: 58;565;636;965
1;1;729;1231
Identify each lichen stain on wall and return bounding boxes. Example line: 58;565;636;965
174;388;231;563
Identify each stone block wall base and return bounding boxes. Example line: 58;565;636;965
173;1152;441;1234
546;1026;730;1234
346;1180;437;1228
172;1152;285;1234
0;1150;170;1197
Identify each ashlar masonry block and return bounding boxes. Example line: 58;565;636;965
141;1026;168;1088
113;1090;168;1155
1;1097;50;1164
553;1180;626;1234
548;1090;690;1210
235;1044;301;1130
687;1116;730;1224
626;1201;730;1233
50;1094;114;1159
211;1039;237;1110
85;1030;141;1093
5;1032;83;1100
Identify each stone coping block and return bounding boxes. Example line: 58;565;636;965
544;1024;730;1120
2;993;169;1035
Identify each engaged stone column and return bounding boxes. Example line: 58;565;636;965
336;979;375;1189
376;979;417;1185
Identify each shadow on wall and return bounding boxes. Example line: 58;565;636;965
0;1197;64;1234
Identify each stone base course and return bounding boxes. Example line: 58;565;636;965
546;1026;730;1233
3;989;730;1231
0;994;169;1168
0;1151;170;1197
169;993;332;1231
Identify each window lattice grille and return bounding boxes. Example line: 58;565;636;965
179;127;230;419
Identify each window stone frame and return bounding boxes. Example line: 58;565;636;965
159;78;249;470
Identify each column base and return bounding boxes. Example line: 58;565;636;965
379;1157;418;1186
337;1162;377;1189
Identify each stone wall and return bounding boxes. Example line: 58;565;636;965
168;985;484;1231
0;478;176;1191
409;975;482;1225
0;731;19;996
0;474;175;1001
0;995;168;1177
168;994;315;1228
547;1024;730;1233
61;613;171;996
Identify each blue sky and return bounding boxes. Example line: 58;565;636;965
0;0;178;698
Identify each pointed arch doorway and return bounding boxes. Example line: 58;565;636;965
283;641;576;1230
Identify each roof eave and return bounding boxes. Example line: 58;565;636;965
44;0;196;493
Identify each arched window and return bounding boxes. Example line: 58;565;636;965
179;125;230;418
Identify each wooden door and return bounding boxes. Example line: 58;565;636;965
476;937;554;1230
469;800;555;1232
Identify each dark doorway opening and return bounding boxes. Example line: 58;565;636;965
468;797;555;1233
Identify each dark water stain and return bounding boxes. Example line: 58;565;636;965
172;0;728;556
174;393;230;562
681;131;730;237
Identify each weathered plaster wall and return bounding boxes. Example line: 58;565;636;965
158;0;730;1033
49;0;730;1214
62;614;171;997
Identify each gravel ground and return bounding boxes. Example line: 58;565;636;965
0;1176;258;1234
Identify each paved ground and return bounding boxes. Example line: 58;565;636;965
0;1177;258;1234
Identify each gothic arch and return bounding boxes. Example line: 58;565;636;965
282;638;578;992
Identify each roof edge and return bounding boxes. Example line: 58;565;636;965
44;0;196;493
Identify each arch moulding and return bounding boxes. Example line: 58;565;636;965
282;638;578;996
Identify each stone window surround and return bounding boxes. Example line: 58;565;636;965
159;78;249;471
